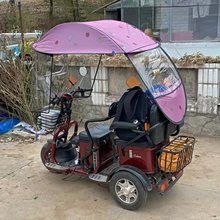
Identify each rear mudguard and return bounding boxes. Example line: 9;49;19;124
158;170;183;194
107;165;152;191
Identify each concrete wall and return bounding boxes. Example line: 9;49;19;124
180;68;198;104
108;67;144;97
183;113;220;137
54;63;220;137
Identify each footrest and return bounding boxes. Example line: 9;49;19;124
45;162;70;172
89;173;108;183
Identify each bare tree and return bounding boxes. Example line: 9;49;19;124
9;0;15;8
49;0;53;17
75;0;80;19
70;0;76;21
49;0;53;27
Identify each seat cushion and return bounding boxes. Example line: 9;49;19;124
79;124;112;144
70;135;79;145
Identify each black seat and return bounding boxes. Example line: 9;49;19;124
113;104;183;148
70;136;79;145
76;124;112;144
149;104;183;145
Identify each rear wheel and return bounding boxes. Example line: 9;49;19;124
40;143;60;173
109;171;147;210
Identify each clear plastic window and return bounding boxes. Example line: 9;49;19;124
129;47;180;97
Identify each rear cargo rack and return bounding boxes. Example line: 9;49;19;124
157;136;195;174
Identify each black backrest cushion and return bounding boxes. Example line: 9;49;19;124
149;104;183;145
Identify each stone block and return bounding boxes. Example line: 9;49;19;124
209;63;216;68
197;96;218;114
204;63;210;68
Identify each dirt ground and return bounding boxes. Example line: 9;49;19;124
0;132;220;220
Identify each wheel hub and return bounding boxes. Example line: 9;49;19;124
123;188;130;195
115;178;138;204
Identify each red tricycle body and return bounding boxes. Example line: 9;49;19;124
34;20;195;210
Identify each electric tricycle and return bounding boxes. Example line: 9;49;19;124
32;20;195;210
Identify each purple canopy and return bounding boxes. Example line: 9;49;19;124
32;20;158;54
32;20;186;124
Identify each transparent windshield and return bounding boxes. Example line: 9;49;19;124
129;47;180;98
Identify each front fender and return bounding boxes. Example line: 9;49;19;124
107;165;152;191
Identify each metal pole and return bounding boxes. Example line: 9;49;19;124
152;0;155;29
138;0;141;29
121;0;124;21
18;1;24;60
168;0;173;42
49;55;53;112
218;0;220;38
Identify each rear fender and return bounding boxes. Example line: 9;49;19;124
107;165;152;191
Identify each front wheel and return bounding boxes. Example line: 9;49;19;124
40;143;60;173
109;171;147;210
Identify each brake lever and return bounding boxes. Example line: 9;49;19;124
49;96;56;105
50;95;60;106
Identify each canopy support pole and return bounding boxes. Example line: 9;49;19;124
88;54;103;97
49;55;54;112
91;54;102;89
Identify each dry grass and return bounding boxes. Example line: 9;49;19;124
0;56;36;127
172;53;220;66
57;53;220;68
55;54;132;67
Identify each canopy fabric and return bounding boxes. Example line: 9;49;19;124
31;20;158;55
129;48;186;124
156;83;186;124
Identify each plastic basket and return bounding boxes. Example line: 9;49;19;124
37;109;61;132
157;136;195;174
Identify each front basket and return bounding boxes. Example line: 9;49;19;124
157;136;195;174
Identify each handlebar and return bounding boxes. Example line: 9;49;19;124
68;77;93;98
71;87;93;98
49;87;92;107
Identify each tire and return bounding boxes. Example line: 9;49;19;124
109;171;147;210
40;143;60;173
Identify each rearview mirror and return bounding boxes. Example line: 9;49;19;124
79;67;87;77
